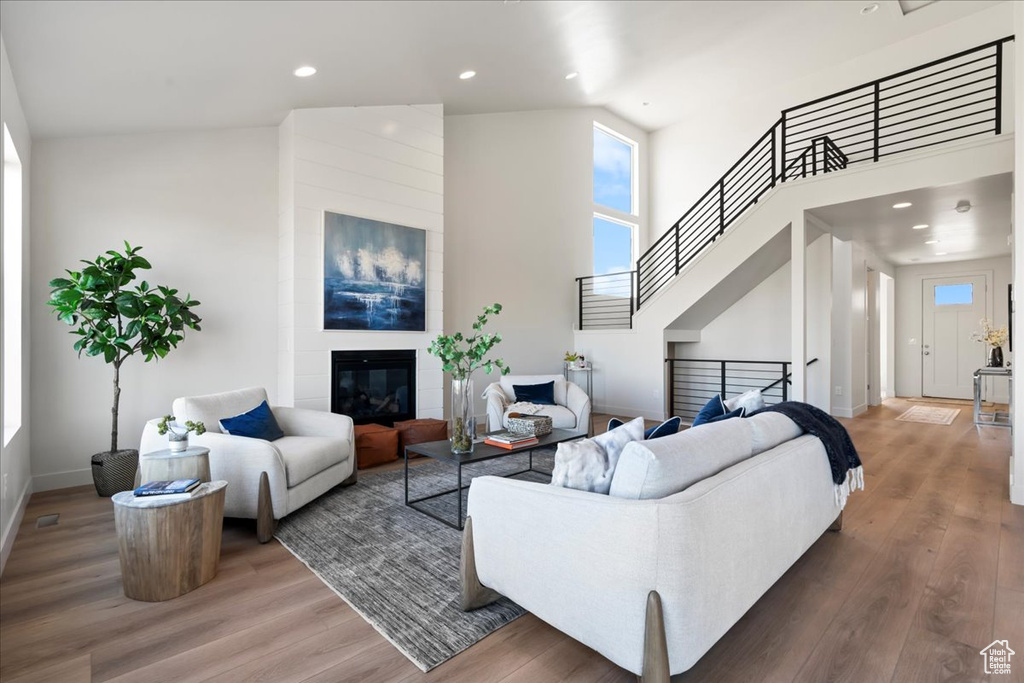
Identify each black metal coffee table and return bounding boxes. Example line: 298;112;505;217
403;428;586;530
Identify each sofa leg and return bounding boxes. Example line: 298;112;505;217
341;467;358;487
828;511;843;532
257;471;277;544
642;590;670;683
459;516;501;611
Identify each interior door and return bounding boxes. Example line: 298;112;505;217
922;275;987;399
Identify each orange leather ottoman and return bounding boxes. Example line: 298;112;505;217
354;423;399;469
394;418;449;458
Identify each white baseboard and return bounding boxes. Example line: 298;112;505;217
832;403;868;419
1;477;33;577
33;467;92;492
594;404;663;422
1011;483;1024;506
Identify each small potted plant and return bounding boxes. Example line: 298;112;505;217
564;351;587;370
157;415;207;452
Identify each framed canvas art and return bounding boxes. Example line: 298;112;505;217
323;211;426;331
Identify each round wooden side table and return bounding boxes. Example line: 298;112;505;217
112;480;227;602
136;446;211;487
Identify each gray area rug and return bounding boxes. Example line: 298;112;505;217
274;449;555;672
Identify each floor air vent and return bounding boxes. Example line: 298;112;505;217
36;514;59;528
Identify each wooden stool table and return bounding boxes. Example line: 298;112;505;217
112;480;227;601
136;447;211;487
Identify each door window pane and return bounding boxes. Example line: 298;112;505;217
934;283;973;306
593;216;633;276
593;127;633;214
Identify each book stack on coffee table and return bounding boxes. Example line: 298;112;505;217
483;431;539;449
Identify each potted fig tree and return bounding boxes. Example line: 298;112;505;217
47;242;202;496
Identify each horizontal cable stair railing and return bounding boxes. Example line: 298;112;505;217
602;36;1012;316
666;358;820;422
577;271;635;330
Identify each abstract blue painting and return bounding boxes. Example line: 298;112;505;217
323;211;426;331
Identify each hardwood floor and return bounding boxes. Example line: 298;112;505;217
1;399;1019;682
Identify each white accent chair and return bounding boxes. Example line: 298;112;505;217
482;374;591;433
140;387;355;542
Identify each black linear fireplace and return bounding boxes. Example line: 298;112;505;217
331;350;416;426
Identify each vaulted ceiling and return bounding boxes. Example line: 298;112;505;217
0;0;1003;138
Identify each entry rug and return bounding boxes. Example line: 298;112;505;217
274;450;554;672
895;405;960;425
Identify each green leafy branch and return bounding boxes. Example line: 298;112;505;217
427;303;510;380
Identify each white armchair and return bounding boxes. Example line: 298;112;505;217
140;387;355;542
482;374;591;434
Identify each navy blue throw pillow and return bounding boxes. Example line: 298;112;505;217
220;400;285;441
608;416;682;440
705;407;745;424
513;381;556;405
691;395;726;427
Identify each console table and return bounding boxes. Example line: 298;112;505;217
973;367;1011;428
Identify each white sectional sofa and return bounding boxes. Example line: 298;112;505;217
460;413;844;681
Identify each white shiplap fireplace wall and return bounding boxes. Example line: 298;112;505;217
278;105;444;418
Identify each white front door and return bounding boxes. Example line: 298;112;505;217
922;275;987;399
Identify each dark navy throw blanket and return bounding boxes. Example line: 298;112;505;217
749;401;864;506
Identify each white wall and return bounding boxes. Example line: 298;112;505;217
444;108;648;419
0;36;32;573
278;105;444;418
895;256;1012;402
1012;0;1023;507
672;232;832;410
649;4;1016;239
30;128;278;490
831;239;895;417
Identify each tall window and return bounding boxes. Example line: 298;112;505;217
593;123;638;281
3;123;23;445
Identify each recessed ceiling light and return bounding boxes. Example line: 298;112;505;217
925;240;940;244
936;252;948;256
861;3;879;14
565;72;579;80
459;70;476;80
293;65;317;78
912;224;929;230
893;201;913;209
955;199;972;213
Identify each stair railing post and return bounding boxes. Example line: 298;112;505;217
812;139;818;176
782;362;789;402
578;277;584;331
872;82;881;162
718;180;725;236
629;271;635;329
674;223;681;276
780;113;787;183
636;260;642;311
770;123;777;188
667;360;675;417
720;361;727;399
995;41;1003;135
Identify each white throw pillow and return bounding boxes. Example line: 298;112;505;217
551;416;645;494
724;389;765;415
